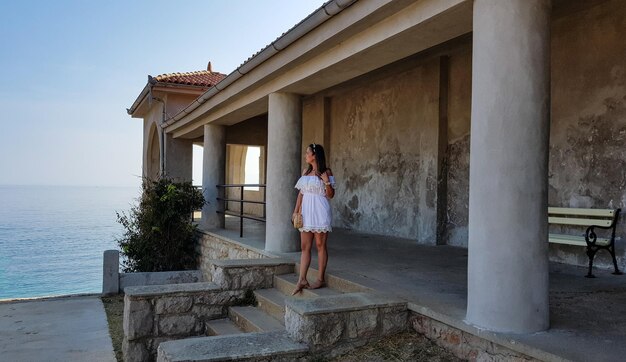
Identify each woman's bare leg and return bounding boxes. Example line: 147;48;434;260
293;231;313;294
310;232;328;289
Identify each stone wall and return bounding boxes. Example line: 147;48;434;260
207;259;294;289
123;259;292;361
197;232;269;281
285;293;408;355
119;270;203;292
123;283;245;362
410;313;538;361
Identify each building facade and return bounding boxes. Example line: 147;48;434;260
128;0;626;334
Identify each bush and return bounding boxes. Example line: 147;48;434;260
116;178;205;272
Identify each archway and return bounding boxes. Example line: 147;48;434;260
146;123;160;180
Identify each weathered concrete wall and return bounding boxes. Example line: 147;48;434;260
301;95;331;171
443;43;472;247
163;133;193;182
549;0;626;270
225;115;267;146
329;58;441;243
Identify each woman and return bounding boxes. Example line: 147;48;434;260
292;143;335;295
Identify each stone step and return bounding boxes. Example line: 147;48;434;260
285;292;408;351
206;318;244;336
295;263;372;293
274;273;343;298
228;306;284;333
254;288;286;321
157;330;309;362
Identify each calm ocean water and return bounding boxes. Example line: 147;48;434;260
0;185;140;300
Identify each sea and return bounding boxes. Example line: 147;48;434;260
0;185;141;300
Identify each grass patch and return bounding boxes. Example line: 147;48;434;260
101;295;124;362
328;332;462;362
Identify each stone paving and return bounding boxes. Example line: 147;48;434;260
0;295;115;362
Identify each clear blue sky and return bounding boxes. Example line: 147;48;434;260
0;0;324;187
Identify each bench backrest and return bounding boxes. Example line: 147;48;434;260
548;207;617;227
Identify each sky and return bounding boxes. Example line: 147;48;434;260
0;0;324;187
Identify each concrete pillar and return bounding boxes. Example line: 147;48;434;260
163;133;193;182
466;0;551;333
201;124;226;229
102;250;119;295
266;93;302;253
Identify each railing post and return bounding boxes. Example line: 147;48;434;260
240;186;244;237
263;186;267;219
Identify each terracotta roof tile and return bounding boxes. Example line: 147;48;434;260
153;70;227;87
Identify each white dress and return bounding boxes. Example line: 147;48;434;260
294;175;335;233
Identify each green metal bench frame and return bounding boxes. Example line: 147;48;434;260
548;207;622;278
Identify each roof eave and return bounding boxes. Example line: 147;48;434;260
162;0;358;128
126;78;215;117
127;82;151;117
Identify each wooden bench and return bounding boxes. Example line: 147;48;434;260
549;207;622;278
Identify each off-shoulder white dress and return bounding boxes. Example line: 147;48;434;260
294;175;335;233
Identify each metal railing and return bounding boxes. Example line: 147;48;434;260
216;184;266;237
192;186;202;222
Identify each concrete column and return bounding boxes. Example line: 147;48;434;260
163;133;193;182
102;250;119;295
201;124;226;229
266;93;302;253
466;0;551;333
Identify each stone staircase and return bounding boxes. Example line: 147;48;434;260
156;264;407;362
206;272;344;337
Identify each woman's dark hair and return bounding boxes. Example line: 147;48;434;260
306;143;328;175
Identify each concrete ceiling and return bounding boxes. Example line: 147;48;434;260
170;0;473;139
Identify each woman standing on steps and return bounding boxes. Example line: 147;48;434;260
292;143;335;295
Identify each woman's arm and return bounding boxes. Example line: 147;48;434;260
322;168;335;199
293;191;303;215
292;168;307;216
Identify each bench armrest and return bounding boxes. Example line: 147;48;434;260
585;225;614;247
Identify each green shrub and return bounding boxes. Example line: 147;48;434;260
116;178;205;272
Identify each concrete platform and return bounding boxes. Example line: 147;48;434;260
206;219;626;362
0;295;115;362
